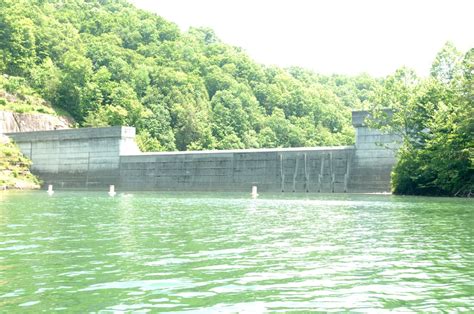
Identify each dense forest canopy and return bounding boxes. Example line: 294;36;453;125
0;0;472;195
0;0;386;151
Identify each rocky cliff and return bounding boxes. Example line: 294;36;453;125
0;110;71;134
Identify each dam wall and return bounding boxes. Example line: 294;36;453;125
6;111;400;193
7;127;139;189
120;147;354;193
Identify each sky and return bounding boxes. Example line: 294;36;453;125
129;0;473;77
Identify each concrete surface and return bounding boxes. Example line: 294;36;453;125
6;111;400;193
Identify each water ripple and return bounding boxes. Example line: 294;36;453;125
0;191;472;312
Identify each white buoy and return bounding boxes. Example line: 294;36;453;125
251;185;259;199
108;185;116;197
47;184;54;196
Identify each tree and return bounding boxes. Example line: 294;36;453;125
370;67;423;143
29;58;61;102
0;7;37;76
373;46;473;196
430;41;463;84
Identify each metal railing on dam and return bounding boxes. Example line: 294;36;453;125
6;111;400;193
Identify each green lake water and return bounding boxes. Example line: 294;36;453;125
0;191;472;312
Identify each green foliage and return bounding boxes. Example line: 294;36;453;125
135;130;162;152
0;0;361;152
0;1;37;76
430;41;464;84
0;139;40;189
391;103;473;196
370;43;473;197
0;74;57;115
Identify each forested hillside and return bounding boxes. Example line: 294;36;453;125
0;0;381;151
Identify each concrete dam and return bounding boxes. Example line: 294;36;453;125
6;111;399;193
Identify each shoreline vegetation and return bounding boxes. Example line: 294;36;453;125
368;45;473;197
0;135;40;190
0;0;472;196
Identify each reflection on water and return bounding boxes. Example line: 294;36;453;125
0;191;473;312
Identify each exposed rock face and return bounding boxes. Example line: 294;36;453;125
0;110;70;134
